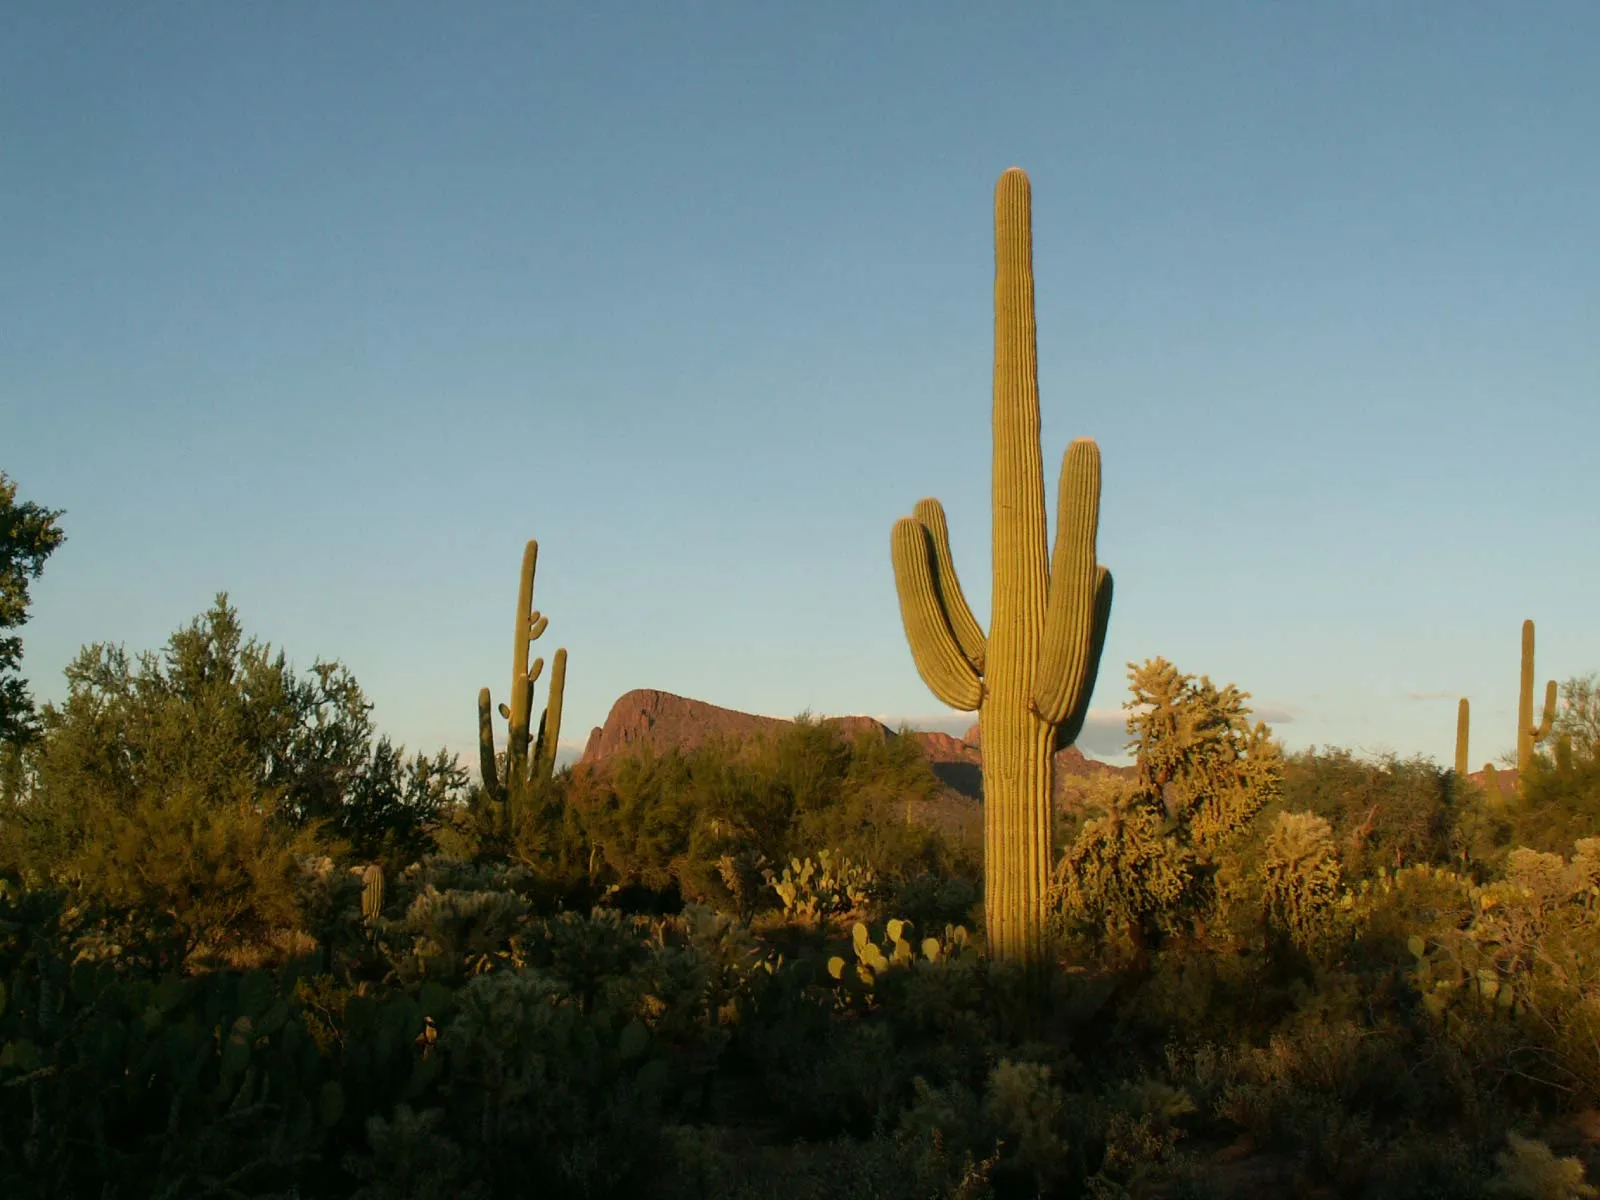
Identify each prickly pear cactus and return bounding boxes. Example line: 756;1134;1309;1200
826;917;973;1006
763;850;876;928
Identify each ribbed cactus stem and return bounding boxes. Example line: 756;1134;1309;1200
507;541;541;782
891;168;1113;966
535;647;568;777
1455;698;1469;778
1517;619;1557;774
361;863;384;926
476;539;570;801
477;688;504;803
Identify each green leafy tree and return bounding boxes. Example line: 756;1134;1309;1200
0;595;459;966
0;472;65;746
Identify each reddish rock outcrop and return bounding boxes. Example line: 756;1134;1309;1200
581;689;791;763
580;688;1131;807
1468;765;1519;799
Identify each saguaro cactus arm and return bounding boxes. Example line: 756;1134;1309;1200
477;687;504;803
1534;681;1557;741
477;538;570;797
1517;619;1558;772
1055;566;1113;751
911;498;986;672
1033;438;1110;724
535;647;568;777
891;518;985;710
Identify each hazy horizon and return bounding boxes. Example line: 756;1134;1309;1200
6;5;1597;778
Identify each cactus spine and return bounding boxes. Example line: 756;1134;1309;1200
891;168;1113;966
361;863;384;927
1517;618;1556;775
1455;698;1470;778
477;540;568;802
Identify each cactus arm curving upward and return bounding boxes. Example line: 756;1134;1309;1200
911;498;987;673
890;167;1113;965
1033;439;1109;724
476;539;570;799
477;688;504;803
891;519;984;711
1517;619;1558;774
535;647;568;777
1055;566;1113;752
506;541;543;782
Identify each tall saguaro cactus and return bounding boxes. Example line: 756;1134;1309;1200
891;168;1113;965
1517;618;1556;775
477;539;569;803
1455;698;1470;778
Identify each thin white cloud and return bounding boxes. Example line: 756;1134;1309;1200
1252;703;1298;725
1405;690;1456;702
870;712;977;738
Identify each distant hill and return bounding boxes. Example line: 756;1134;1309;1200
578;688;1133;820
1468;765;1519;799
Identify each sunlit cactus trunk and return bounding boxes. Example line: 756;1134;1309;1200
891;169;1113;965
1455;698;1470;778
1517;619;1556;777
477;539;569;803
361;863;384;935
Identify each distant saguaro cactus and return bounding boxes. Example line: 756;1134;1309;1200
891;168;1113;966
477;539;569;802
361;863;384;927
1517;619;1556;775
1455;698;1471;778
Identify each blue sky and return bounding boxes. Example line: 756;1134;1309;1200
4;3;1597;772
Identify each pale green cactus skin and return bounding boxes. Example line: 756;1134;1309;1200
763;850;876;927
477;540;569;801
891;169;1112;965
826;918;972;1000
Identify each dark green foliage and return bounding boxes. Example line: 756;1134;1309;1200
566;717;976;912
4;580;1599;1197
0;598;467;968
0;472;65;747
1278;747;1461;874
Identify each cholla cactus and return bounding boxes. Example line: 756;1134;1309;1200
1054;795;1192;947
1260;811;1344;955
1125;659;1282;855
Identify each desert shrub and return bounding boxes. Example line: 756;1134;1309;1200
1488;1132;1597;1200
652;1120;995;1200
1280;748;1460;875
0;598;462;969
393;884;531;983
